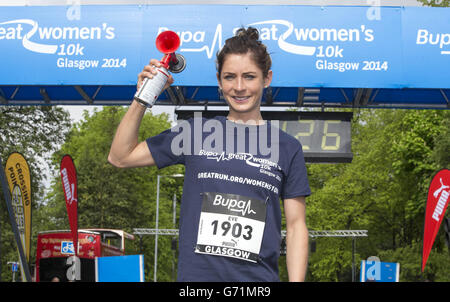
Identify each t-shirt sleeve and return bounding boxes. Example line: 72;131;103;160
281;140;311;199
146;119;191;169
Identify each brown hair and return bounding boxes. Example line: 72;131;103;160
216;27;272;78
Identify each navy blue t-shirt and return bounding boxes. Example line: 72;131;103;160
147;115;310;282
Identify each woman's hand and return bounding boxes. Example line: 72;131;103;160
137;59;174;92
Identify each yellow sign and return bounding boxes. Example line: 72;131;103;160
5;152;32;265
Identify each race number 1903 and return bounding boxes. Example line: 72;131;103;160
211;220;253;240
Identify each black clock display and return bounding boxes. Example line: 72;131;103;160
175;110;353;163
277;112;353;163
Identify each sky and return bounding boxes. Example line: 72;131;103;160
64;105;177;124
2;0;425;6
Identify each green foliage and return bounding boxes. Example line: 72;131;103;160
378;239;450;281
41;107;183;281
418;0;450;7
0;106;71;281
431;111;450;168
1;106;449;282
0;106;71;193
303;109;449;281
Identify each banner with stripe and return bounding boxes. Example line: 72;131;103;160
60;155;79;257
5;152;32;281
422;168;450;272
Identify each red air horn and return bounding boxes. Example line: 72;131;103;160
134;30;186;108
156;30;186;73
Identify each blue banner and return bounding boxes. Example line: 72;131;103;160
0;5;449;88
95;254;144;282
360;260;400;282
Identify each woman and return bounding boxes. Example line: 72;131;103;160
108;27;310;282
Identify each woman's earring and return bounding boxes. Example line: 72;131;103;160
218;87;224;99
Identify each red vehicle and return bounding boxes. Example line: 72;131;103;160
35;229;134;282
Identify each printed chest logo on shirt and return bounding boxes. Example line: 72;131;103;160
195;192;267;263
198;149;282;182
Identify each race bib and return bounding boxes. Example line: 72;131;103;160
195;192;267;263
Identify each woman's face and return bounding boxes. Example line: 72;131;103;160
218;52;272;122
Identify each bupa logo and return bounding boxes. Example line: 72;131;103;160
158;25;223;59
212;193;257;217
416;29;450;55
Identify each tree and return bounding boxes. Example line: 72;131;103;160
0;106;71;193
431;111;450;168
0;106;71;281
17;106;448;282
418;0;450;7
303;108;449;281
41;106;184;281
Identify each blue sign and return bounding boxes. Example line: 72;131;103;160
11;262;18;272
360;260;400;282
95;254;144;282
61;241;75;255
0;5;449;88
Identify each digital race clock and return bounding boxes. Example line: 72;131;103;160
273;111;353;163
174;110;353;163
